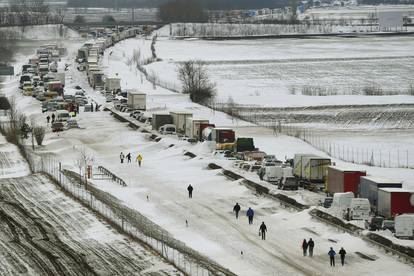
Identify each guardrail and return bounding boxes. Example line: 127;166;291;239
97;166;127;187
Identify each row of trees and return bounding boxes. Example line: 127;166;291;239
67;0;292;9
0;0;65;27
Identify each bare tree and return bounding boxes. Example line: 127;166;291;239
75;146;93;185
178;60;215;104
33;126;46;146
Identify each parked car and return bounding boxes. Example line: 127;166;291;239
66;119;79;129
365;216;384;231
159;124;176;135
382;220;395;233
319;197;333;208
51;122;64;132
278;176;299;190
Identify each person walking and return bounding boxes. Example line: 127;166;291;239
136;154;143;167
328;247;336;267
246;207;254;225
187;184;193;198
259;222;267;240
126;153;131;163
308;238;315;257
233;203;241;219
120;152;125;163
302;239;308;256
339;247;346;266
51;113;55;123
46;115;50;124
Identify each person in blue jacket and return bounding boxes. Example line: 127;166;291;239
328;247;336;267
246;207;254;225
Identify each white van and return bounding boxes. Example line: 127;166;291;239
56;110;70;122
349;198;370;220
159;124;176;135
395;214;414;239
331;192;354;217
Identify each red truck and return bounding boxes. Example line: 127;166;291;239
327;166;366;196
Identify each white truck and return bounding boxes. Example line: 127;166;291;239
104;77;121;93
185;118;209;140
395;214;414;239
349;198;370;220
127;91;146;110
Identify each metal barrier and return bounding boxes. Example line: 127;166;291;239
97;166;127;187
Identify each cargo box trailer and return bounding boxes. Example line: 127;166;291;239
395;214;414;239
293;154;316;178
152;113;173;131
211;128;235;144
301;156;331;183
327;166;366;196
236;138;256;152
185;118;209;140
91;71;104;89
127;91;146;110
377;188;414;218
359;176;402;208
104;77;121;92
170;111;193;134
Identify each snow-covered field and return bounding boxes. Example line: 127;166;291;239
138;34;414;107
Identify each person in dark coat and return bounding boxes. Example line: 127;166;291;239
246;207;254;225
120;152;125;163
233;203;241;219
126;153;131;163
339;247;346;266
328;247;336;267
51;113;55;123
308;238;315;257
259;222;267;240
46;115;50;124
302;239;308;256
187;184;193;198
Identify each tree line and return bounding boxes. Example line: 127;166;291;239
0;0;65;27
67;0;292;9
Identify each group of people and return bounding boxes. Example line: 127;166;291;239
302;238;315;257
46;113;56;124
232;203;267;240
328;247;347;267
120;152;143;166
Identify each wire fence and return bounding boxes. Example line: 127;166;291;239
211;103;413;169
26;152;236;276
266;122;413;169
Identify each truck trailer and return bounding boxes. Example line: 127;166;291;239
185;118;209;140
327;166;366;196
127;91;146;110
377;188;414;218
359;176;402;209
293;154;331;190
170;111;193;134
